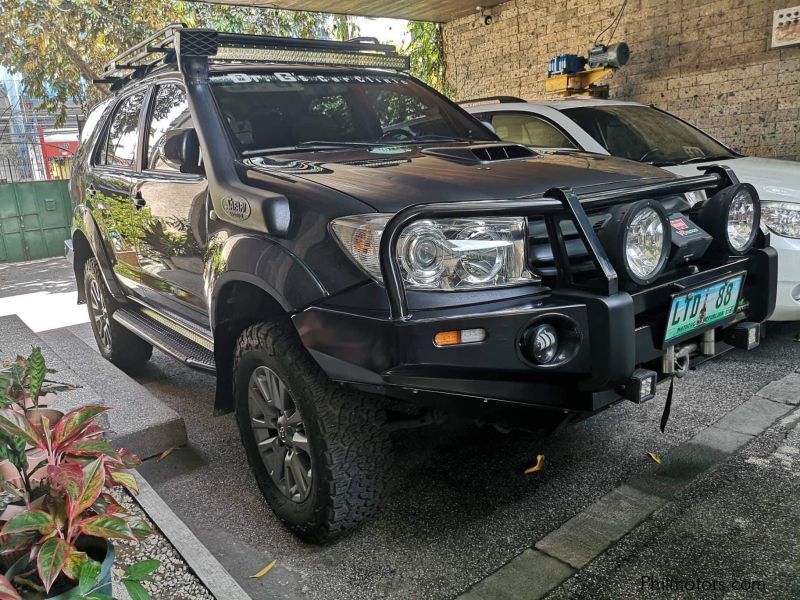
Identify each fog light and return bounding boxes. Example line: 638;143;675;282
722;321;760;350
434;328;486;347
529;324;559;364
620;369;657;404
791;284;800;303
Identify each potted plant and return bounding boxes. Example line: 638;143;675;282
0;410;160;599
1;456;156;598
0;351;160;598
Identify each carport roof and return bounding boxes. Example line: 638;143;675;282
190;0;508;22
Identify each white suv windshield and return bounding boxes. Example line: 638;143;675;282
563;105;736;166
210;71;494;155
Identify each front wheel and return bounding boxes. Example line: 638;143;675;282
233;320;391;543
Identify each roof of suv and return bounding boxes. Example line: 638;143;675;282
465;98;647;111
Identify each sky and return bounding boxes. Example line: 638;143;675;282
353;16;410;47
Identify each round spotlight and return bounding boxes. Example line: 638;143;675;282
528;324;559;364
696;183;760;255
600;200;671;286
727;188;757;251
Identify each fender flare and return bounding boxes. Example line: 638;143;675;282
206;233;328;330
72;206;126;301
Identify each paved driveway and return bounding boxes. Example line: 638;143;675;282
5;258;799;599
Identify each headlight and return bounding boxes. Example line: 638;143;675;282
695;183;760;255
599;199;671;285
331;214;534;290
761;201;800;239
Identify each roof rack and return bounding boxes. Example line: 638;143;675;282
94;25;410;90
458;96;528;107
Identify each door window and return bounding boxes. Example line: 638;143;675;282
490;112;576;149
101;92;145;168
146;84;193;171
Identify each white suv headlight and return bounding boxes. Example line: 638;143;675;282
331;214;535;290
761;201;800;239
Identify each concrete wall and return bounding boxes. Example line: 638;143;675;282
443;0;800;160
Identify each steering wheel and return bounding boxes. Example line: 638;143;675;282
378;129;413;142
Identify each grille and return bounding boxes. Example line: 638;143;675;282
528;213;611;279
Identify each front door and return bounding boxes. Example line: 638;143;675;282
131;82;209;326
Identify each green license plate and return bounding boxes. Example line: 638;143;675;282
664;274;745;344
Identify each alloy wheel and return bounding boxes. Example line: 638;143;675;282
89;278;112;350
248;366;312;502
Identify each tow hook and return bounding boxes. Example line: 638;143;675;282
662;343;698;379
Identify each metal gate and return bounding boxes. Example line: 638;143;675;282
0;180;72;263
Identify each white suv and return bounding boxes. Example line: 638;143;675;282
465;97;800;321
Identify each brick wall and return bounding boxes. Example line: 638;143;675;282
443;0;800;160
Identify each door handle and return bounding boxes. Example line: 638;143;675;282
132;191;146;210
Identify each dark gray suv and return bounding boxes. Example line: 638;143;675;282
67;25;776;541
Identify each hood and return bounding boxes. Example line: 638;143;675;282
245;145;675;212
665;157;800;203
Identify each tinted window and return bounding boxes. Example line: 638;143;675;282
102;92;145;168
563;105;735;166
210;71;493;154
146;84;192;171
490;113;576;148
80;99;112;144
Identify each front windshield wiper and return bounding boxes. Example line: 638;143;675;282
678;155;734;165
393;134;474;144
242;140;383;156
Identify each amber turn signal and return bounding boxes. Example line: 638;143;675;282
433;328;486;347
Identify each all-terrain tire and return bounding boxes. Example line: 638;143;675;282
233;319;392;543
83;258;153;369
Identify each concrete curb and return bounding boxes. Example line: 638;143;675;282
38;324;187;460
131;473;252;600
458;373;800;600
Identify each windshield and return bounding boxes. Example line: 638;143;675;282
210;70;495;155
562;105;736;166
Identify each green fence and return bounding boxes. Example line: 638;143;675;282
0;180;72;263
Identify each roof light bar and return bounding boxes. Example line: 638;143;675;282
93;26;410;90
214;46;410;70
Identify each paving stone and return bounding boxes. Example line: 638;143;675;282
755;373;800;405
535;485;666;569
712;395;794;436
458;550;575;600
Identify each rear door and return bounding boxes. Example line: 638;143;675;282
131;80;209;325
87;89;148;290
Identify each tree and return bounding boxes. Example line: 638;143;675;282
0;0;358;124
403;21;449;95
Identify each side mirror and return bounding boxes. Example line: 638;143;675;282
480;120;497;135
163;128;203;175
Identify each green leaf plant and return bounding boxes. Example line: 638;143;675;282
0;405;156;597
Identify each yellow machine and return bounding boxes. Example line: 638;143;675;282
545;42;630;98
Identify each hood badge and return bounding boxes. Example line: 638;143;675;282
221;196;252;221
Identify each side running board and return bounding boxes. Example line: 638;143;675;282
113;307;216;373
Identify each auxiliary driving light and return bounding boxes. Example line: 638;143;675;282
599;200;671;286
722;321;761;351
695;184;760;255
620;369;658;404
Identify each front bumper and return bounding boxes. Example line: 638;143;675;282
294;247;776;417
768;233;800;321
